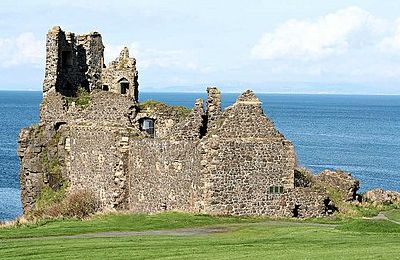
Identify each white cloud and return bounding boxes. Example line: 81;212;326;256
251;6;383;60
379;18;400;53
0;33;44;67
105;42;198;71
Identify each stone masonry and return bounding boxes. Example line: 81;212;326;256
17;27;337;218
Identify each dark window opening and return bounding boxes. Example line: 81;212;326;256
60;81;76;97
102;85;109;91
81;79;90;92
199;115;208;138
140;118;155;137
54;122;67;131
292;204;301;217
324;198;338;215
62;51;72;68
269;186;284;194
120;82;129;95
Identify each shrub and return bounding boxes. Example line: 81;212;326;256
35;183;67;210
32;188;100;220
62;189;100;219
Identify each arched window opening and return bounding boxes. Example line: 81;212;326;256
118;78;129;95
102;85;109;91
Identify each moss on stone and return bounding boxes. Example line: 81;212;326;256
66;87;91;108
35;181;68;210
139;100;192;117
41;148;63;188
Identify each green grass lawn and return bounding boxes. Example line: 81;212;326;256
1;211;399;259
385;209;400;222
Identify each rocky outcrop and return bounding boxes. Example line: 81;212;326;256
314;169;360;201
363;189;400;205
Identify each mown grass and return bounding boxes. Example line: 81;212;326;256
385;209;400;222
0;212;261;239
1;211;399;259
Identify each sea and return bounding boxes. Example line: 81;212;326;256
1;91;400;221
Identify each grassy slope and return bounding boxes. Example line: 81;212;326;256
385;209;400;222
1;212;399;260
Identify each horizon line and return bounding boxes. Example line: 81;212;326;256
1;89;400;96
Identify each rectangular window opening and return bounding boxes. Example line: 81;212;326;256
269;186;284;194
62;51;72;68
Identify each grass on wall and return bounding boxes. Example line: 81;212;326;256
65;87;91;108
139;99;192;117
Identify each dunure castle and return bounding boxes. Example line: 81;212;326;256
17;26;362;218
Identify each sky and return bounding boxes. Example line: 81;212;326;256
1;0;400;94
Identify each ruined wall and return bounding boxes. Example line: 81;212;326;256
18;124;69;213
127;140;204;213
39;92;68;124
66;125;131;209
70;91;137;127
206;87;222;132
77;33;104;92
168;98;205;141
200;91;297;216
18;126;46;213
101;47;139;101
212;90;282;138
43;26;104;97
19;26;333;218
201;138;296;216
135;102;192;139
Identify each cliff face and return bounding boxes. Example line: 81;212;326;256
18;124;68;212
18;27;337;218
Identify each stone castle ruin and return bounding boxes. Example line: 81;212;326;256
18;27;356;218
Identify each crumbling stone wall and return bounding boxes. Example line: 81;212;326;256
41;27;138;124
168;98;205;141
18;124;69;213
199;91;297;216
206;87;221;132
127;140;203;213
315;170;359;201
18;26;336;218
101;47;139;100
18;126;46;213
67;125;131;208
71;91;137;127
135;102;192;139
43;26;104;97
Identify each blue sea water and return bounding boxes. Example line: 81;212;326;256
1;91;399;221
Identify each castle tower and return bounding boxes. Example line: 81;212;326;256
101;47;139;101
43;26;105;97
